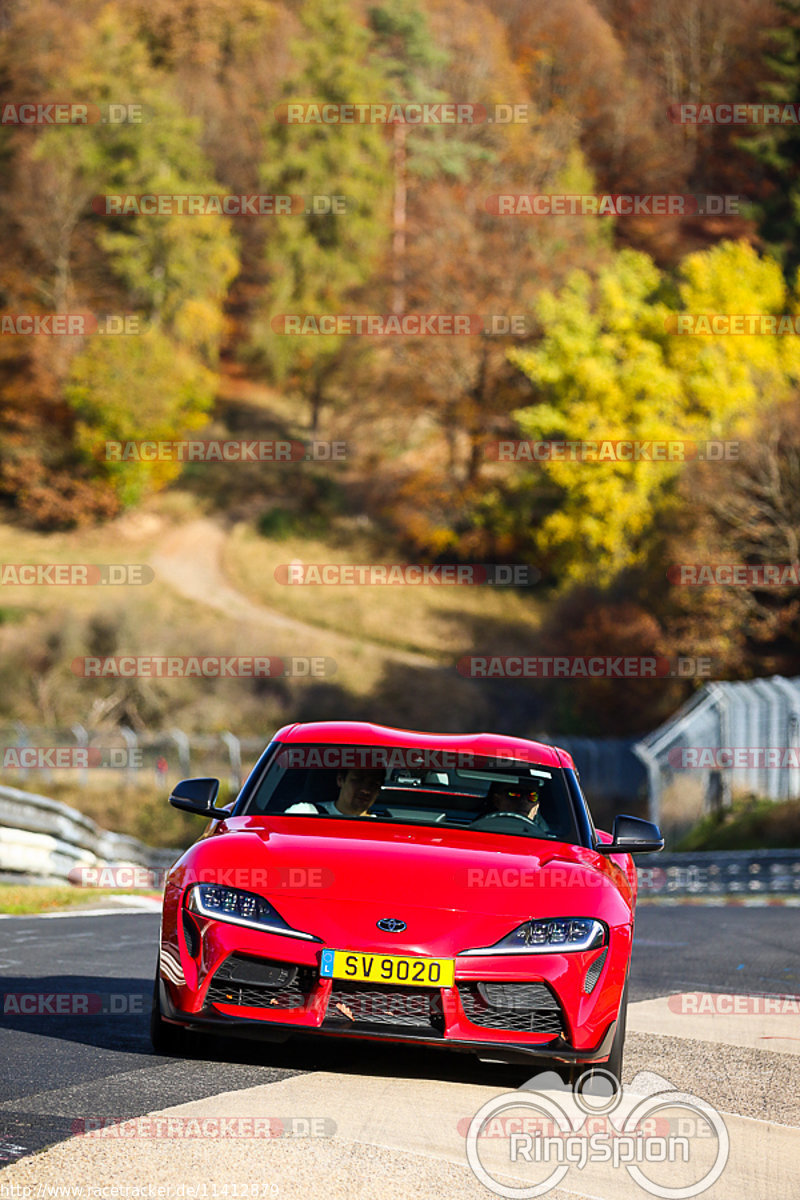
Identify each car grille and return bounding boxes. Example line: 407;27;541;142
457;981;564;1034
322;983;443;1035
206;953;316;1010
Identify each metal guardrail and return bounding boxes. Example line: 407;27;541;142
637;849;800;898
0;784;180;885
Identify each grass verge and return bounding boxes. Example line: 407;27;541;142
675;795;800;851
0;885;161;915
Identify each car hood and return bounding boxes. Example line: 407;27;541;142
174;816;633;956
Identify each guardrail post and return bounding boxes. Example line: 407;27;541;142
220;731;242;794
12;721;29;783
632;742;662;829
170;728;191;777
71;723;89;788
706;684;732;813
120;725;138;785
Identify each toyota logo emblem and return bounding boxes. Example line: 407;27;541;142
376;918;407;933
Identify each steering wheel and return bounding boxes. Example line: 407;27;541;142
470;810;541;830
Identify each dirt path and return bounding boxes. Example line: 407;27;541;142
149;518;439;669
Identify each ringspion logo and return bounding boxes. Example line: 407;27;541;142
466;1071;729;1199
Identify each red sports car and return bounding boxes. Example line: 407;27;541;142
151;721;662;1078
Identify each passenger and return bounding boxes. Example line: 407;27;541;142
285;768;384;816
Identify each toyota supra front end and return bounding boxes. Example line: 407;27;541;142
151;721;662;1077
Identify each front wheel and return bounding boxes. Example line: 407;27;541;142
150;970;190;1056
566;977;628;1092
604;975;628;1084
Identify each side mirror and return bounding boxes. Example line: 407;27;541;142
595;814;664;855
168;777;226;819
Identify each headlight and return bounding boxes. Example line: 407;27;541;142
185;884;320;941
462;917;606;955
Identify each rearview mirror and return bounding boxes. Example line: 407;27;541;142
168;777;226;819
595;814;664;855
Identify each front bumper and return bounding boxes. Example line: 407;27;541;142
158;900;630;1064
158;978;618;1065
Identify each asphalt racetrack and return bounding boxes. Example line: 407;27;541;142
0;903;798;1199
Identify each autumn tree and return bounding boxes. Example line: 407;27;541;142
248;0;394;431
508;240;800;584
0;2;239;520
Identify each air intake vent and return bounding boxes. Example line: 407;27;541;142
458;981;563;1034
206;953;315;1010
583;949;608;994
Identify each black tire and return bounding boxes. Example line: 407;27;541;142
150;970;190;1056
568;976;628;1093
603;975;628;1085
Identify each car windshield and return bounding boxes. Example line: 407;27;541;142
241;744;579;843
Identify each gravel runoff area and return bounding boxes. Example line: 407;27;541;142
0;1031;797;1200
624;1030;800;1126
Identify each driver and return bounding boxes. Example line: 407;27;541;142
481;779;544;824
285;768;384;817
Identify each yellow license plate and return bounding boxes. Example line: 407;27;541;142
320;949;454;987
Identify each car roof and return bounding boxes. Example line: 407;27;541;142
271;720;573;770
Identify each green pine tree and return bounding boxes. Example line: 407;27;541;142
740;0;800;281
249;0;394;429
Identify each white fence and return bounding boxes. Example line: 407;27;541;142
0;725;264;793
634;676;800;840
